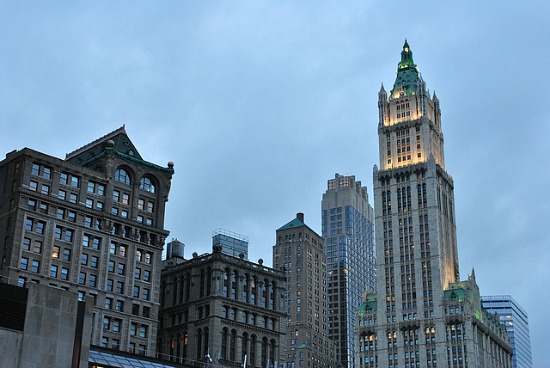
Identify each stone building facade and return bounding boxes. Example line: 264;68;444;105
273;213;336;368
158;245;286;367
0;126;174;356
356;42;512;368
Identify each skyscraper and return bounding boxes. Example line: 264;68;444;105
356;42;512;367
321;173;375;368
482;295;533;368
0;126;174;357
273;213;336;368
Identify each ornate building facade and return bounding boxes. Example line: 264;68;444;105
356;42;512;368
273;213;336;368
321;173;375;368
0;126;174;356
158;245;286;367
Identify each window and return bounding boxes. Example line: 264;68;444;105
144;252;152;264
40;184;49;195
135;268;141;279
58;190;66;200
57;208;65;219
29;181;38;191
143;270;151;282
118;263;125;275
31;260;40;273
130;323;137;336
33;241;42;253
110;242;116;254
61;267;69;280
112;319;121;332
79;272;86;285
114;168;131;185
108;261;115;272
70;176;79;188
134;286;140;298
122;193;129;205
64;229;74;242
20;257;29;270
112;339;120;350
85;198;93;208
36;221;45;234
118;245;126;257
60;173;68;185
139;177;156;193
69;193;78;203
31;163;40;176
113;190;120;203
116;281;124;294
28;199;37;210
143;288;150;301
137;199;144;210
39;202;48;213
106;279;114;291
68;211;76;222
92;237;101;250
105;298;113;309
22;238;31;251
63;248;71;261
82;235;90;247
147;201;154;213
89;274;97;287
115;300;124;312
139;325;148;338
132;304;140;316
90;256;98;268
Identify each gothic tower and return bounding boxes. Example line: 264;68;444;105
356;41;512;368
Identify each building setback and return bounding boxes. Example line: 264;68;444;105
482;295;533;368
321;173;375;368
0;126;174;357
158;244;286;367
273;213;336;368
356;42;512;368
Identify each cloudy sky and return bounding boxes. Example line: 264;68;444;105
1;1;548;366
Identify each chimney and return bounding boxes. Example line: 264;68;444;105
297;212;304;222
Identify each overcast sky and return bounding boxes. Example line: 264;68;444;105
1;1;548;366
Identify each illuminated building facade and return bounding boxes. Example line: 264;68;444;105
273;213;336;368
482;295;533;368
356;42;512;368
321;173;375;368
0;126;174;357
158;245;286;367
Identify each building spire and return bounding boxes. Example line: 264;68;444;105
390;40;421;99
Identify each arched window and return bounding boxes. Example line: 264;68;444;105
140;176;156;193
221;328;229;359
114;168;131;185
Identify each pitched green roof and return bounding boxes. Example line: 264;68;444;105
277;217;306;231
390;40;420;99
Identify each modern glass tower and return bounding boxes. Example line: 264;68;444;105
482;295;533;368
321;173;374;368
356;42;512;368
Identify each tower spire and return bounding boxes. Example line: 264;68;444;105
391;40;420;98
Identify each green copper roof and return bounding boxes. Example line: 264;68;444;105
390;40;420;99
277;217;306;231
358;294;377;316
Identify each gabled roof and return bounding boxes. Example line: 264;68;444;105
65;125;143;163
